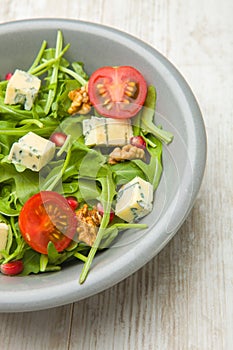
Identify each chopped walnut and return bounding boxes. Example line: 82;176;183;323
68;84;92;115
76;204;102;246
108;144;145;164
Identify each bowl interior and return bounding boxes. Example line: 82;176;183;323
0;19;206;312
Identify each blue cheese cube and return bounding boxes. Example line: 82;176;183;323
115;176;153;222
0;223;8;259
4;69;41;110
8;132;55;171
83;116;133;146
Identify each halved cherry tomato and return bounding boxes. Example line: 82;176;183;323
130;135;146;149
88;66;147;119
19;191;77;254
50;132;67;147
66;196;79;211
5;72;13;80
0;260;24;276
96;202;115;222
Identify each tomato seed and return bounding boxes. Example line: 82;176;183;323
103;98;111;105
128;81;136;86
106;102;113;110
125;91;133;97
98;87;107;95
126;86;135;92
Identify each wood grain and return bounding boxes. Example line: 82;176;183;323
0;0;232;349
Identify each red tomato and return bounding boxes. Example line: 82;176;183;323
0;260;24;276
88;66;147;119
50;132;67;147
130;135;146;149
96;202;115;222
5;72;13;80
66;196;79;211
19;191;77;254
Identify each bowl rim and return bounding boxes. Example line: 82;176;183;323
0;18;207;312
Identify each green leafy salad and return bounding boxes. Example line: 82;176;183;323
0;31;173;283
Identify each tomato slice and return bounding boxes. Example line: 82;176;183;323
19;191;77;254
88;66;147;119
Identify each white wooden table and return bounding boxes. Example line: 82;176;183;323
0;1;232;349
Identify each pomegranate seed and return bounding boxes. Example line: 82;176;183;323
66;196;79;211
0;260;24;276
50;132;67;147
5;72;13;80
96;202;114;222
130;136;146;150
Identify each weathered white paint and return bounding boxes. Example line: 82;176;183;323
0;0;232;349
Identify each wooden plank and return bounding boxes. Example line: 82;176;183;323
0;305;73;350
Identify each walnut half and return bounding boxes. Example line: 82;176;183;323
108;144;145;164
68;84;92;115
76;204;102;246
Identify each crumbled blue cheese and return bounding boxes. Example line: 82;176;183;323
115;176;153;222
0;223;8;259
82;116;133;146
4;69;41;110
8;132;55;171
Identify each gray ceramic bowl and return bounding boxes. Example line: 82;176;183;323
0;19;206;312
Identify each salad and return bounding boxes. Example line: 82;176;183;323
0;31;173;283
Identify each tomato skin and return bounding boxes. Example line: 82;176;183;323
66;196;79;211
50;132;67;147
96;202;115;222
19;191;77;254
130;136;146;150
88;66;147;119
0;260;24;276
5;72;13;80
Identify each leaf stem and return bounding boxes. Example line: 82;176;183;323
79;175;115;284
44;30;63;115
59;66;87;86
18;119;44;128
27;40;47;73
74;252;88;263
113;223;148;229
44;146;72;191
0;102;32;118
79;226;105;284
29;43;70;76
0;126;56;136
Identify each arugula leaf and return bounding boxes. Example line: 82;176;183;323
20;250;41;275
53;80;81;118
100;222;148;249
2;217;28;263
0;163;39;215
140;85;173;144
76;178;101;202
79;166;116;284
71;62;89;81
111;161;147;185
132;135;163;191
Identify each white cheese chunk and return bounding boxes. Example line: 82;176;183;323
115;176;153;222
4;69;41;110
8;132;55;171
82;116;133;146
0;223;9;259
